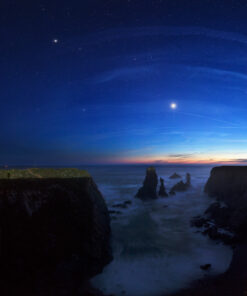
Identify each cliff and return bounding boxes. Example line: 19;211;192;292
205;166;247;209
0;168;112;295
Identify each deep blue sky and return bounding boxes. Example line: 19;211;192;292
1;0;247;165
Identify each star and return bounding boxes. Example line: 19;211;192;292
52;39;59;44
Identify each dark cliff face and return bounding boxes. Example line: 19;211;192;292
205;166;247;208
0;169;112;295
203;166;247;241
135;167;158;200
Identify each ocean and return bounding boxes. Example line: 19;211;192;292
84;165;232;296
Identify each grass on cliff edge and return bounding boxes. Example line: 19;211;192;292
0;168;90;179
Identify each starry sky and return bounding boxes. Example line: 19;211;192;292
1;0;247;165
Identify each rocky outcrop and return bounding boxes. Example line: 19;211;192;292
205;166;247;208
0;168;112;295
169;173;181;179
170;173;191;192
135;167;158;200
202;166;247;242
169;189;176;196
186;173;191;186
158;178;168;197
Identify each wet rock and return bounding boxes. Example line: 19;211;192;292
171;181;188;192
203;226;219;240
169;190;176;196
158;177;168;197
202;226;234;244
186;173;191;186
205;202;232;228
112;203;128;209
191;216;209;228
170;173;191;192
135;167;158;200
169;173;181;179
200;264;211;270
109;210;122;215
124;200;132;205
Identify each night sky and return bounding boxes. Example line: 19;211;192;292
1;0;247;165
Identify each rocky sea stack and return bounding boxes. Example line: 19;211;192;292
0;168;112;295
170;173;191;193
158;177;168;197
135;167;158;200
169;173;181;179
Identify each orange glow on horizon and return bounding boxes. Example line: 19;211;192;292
109;155;247;165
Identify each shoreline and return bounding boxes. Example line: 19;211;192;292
171;243;247;296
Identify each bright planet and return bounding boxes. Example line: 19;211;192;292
170;102;177;109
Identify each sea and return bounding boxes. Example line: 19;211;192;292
82;165;233;296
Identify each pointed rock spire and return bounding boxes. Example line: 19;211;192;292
159;177;168;197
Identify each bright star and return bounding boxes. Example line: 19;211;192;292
52;39;59;44
170;102;177;109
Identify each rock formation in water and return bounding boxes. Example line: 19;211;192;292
135;167;158;200
186;173;191;186
169;173;181;179
158;177;168;197
0;168;112;295
170;173;191;192
169;189;176;196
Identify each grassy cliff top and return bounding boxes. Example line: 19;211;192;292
0;168;90;179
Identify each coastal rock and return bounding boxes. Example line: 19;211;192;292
169;173;181;179
204;166;247;241
169;189;176;196
109;210;122;215
0;168;112;295
191;216;209;228
186;173;191;186
158;177;168;197
204;166;247;208
124;200;132;205
135;167;158;200
112;202;127;209
204;202;232;228
170;173;191;192
200;264;211;271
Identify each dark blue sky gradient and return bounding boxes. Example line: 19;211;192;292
1;0;247;165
